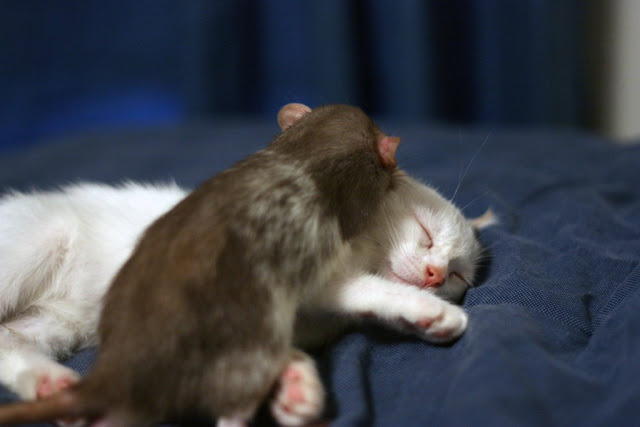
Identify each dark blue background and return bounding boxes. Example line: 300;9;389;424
1;0;584;150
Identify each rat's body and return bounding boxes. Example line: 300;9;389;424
0;104;399;425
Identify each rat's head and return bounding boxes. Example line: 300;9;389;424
276;103;399;168
373;174;496;303
275;103;401;240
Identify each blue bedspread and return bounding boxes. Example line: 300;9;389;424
1;121;639;426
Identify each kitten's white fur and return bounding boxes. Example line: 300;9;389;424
0;176;492;426
0;182;186;399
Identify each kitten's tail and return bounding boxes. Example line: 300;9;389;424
0;387;100;425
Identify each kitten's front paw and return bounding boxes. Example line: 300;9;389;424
402;300;468;343
271;352;325;427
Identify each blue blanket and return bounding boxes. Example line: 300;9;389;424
1;122;639;426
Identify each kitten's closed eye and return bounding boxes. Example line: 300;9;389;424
414;216;433;249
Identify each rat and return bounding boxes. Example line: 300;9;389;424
0;103;400;426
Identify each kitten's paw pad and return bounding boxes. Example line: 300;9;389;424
423;305;468;342
35;368;79;399
271;356;325;427
434;313;468;338
404;303;468;343
15;362;79;400
34;367;83;427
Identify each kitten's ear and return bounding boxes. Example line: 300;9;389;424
378;136;401;169
278;103;312;131
469;208;498;230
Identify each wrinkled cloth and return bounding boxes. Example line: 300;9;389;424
1;122;639;426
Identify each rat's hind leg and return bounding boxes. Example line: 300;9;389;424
270;349;325;427
0;305;89;400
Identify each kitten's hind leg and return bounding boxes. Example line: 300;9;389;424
270;349;325;427
0;334;80;401
0;306;86;400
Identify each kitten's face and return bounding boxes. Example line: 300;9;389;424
376;175;486;303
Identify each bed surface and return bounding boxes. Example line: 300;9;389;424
1;120;639;426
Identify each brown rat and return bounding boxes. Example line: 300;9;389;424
0;103;400;426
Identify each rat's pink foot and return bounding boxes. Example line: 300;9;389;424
271;351;325;427
217;418;248;427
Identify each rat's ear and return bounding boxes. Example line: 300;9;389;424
278;103;312;131
378;136;401;169
469;208;498;230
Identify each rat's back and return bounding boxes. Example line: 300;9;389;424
89;147;339;422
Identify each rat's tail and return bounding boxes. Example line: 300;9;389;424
0;387;100;425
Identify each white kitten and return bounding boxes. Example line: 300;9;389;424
0;175;493;426
0;182;186;400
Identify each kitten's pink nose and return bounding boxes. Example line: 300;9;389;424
424;266;446;288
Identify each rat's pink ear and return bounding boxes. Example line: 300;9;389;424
378;136;400;169
278;103;312;131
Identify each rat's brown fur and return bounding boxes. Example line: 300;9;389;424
0;104;399;425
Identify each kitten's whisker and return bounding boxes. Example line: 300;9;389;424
450;132;491;203
476;241;503;253
452;128;465;203
460;191;490;213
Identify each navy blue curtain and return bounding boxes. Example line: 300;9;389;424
0;0;584;149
